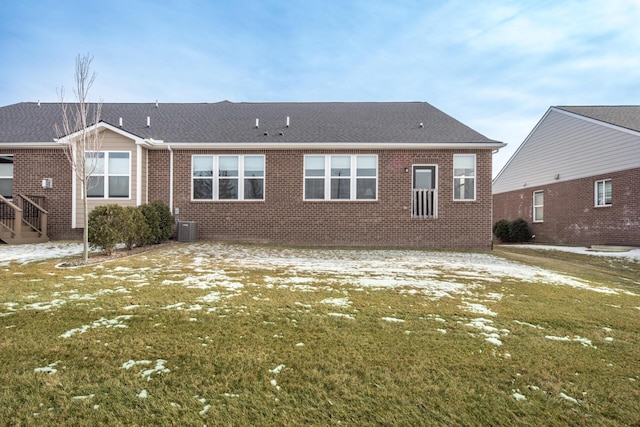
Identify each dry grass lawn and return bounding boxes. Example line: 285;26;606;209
1;242;639;426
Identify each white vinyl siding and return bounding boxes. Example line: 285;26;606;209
304;155;377;201
533;190;544;222
192;155;264;201
493;109;640;194
595;179;612;207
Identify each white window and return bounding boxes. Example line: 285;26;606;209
453;154;476;200
595;179;612;207
86;151;130;198
304;155;377;201
0;155;13;199
533;190;544;222
192;155;264;201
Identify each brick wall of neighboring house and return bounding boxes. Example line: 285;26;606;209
493;168;640;246
150;149;495;249
11;149;82;240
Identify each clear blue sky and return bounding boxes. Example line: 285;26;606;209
1;0;639;175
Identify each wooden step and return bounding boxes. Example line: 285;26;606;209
0;229;48;245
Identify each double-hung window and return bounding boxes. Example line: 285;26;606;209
86;151;130;198
533;190;544;222
304;155;377;200
453;154;476;200
192;155;264;201
0;155;14;199
595;179;612;207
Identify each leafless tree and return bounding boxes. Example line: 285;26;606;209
55;54;103;263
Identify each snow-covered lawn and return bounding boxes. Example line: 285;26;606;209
2;241;639;425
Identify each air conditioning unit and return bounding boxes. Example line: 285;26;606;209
177;221;198;242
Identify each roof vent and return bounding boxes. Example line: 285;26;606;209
155;99;159;108
37;100;41;107
147;116;150;127
286;116;290;127
419;122;424;128
255;118;259;128
263;131;269;136
119;117;123;127
278;132;284;136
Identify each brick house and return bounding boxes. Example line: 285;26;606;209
493;106;640;246
1;101;504;248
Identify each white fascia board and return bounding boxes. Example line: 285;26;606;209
57;122;145;145
552;107;640;137
147;141;506;150
0;142;61;149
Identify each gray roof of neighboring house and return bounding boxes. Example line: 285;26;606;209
556;106;640;133
0;101;499;144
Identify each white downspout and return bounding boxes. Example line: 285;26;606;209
168;145;174;213
136;144;142;206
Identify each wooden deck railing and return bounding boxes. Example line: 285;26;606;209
412;188;437;218
0;194;48;242
16;194;48;236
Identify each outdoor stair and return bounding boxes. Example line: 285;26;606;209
0;194;49;245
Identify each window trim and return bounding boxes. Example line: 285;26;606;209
191;154;265;201
86;151;131;199
303;154;378;201
594;179;612;207
533;190;544;223
0;154;14;199
453;154;476;201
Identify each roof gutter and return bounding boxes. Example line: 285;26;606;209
145;141;506;150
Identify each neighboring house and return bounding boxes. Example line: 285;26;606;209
0;101;504;248
493;106;640;246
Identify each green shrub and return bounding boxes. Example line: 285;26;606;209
493;218;532;243
509;218;531;243
139;201;174;245
493;219;511;242
151;200;175;242
138;204;161;245
123;206;150;250
88;204;127;254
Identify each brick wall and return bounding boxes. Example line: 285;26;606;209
11;149;81;240
150;148;494;249
493;168;640;246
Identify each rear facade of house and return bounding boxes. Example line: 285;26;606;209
493;106;640;246
1;101;504;249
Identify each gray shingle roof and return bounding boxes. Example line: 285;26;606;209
556;106;640;133
0;101;499;145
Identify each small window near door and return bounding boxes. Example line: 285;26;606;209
594;179;612;207
533;190;544;222
0;155;13;198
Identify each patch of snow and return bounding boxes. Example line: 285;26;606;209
513;320;544;330
605;337;614;342
34;361;60;374
437;329;447;334
382;317;405;323
320;297;351;308
328;313;355;320
199;404;211;415
461;302;497;317
137;390;148;399
512;392;526;401
72;394;95;400
559;392;579;404
121;360;151;370
508;244;640;262
140;359;170;381
545;335;595;348
60;315;133;338
269;364;285;374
